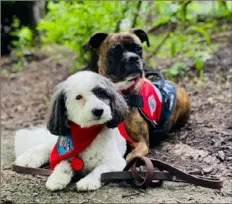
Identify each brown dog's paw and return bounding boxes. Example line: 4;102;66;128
126;151;145;162
126;152;136;162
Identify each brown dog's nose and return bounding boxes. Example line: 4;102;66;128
92;108;104;117
128;55;139;64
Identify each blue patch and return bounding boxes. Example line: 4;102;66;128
148;95;156;116
153;80;177;127
57;134;74;155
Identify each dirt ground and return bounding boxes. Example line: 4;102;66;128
1;42;232;203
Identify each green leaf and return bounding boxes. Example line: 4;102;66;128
167;4;180;15
170;35;177;57
195;58;204;70
169;66;179;76
186;25;211;44
167;62;184;77
153;16;171;28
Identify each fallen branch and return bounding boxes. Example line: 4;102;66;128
122;192;140;198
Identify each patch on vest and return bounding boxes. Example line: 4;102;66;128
148;95;156;116
57;134;74;155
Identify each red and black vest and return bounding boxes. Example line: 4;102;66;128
123;76;177;131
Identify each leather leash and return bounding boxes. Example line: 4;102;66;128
12;164;52;176
12;156;222;189
101;156;223;189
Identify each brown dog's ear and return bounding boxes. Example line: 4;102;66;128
131;29;150;47
83;32;108;51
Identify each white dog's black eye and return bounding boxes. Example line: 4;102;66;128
76;95;83;100
92;87;109;99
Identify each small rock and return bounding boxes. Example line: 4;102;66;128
218;151;225;161
188;196;195;201
226;157;232;161
189;155;194;159
203;166;214;174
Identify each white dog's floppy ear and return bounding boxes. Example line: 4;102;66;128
47;87;69;136
105;80;128;128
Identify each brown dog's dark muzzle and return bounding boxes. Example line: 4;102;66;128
124;67;143;79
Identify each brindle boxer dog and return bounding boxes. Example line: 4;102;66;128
84;29;191;161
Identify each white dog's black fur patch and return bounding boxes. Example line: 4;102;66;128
14;71;128;191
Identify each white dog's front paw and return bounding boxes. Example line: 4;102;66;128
76;177;101;191
46;173;70;191
46;161;73;191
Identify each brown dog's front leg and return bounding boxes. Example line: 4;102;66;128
126;141;149;161
124;109;150;162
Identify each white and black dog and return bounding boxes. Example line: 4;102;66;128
14;71;128;191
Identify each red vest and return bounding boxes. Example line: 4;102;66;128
138;80;163;126
50;121;134;171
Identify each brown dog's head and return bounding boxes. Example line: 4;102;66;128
84;29;150;86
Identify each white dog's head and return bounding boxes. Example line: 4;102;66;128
47;71;128;135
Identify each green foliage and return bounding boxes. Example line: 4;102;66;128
11;18;33;50
37;1;139;69
10;18;33;72
11;0;232;78
145;1;231;80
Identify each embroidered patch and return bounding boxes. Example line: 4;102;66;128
148;95;156;116
57;134;74;155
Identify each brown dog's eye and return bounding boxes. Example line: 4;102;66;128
135;46;142;54
111;44;123;55
76;95;83;100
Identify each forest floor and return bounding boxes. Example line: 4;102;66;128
1;39;232;203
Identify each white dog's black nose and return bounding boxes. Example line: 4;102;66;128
92;108;104;117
